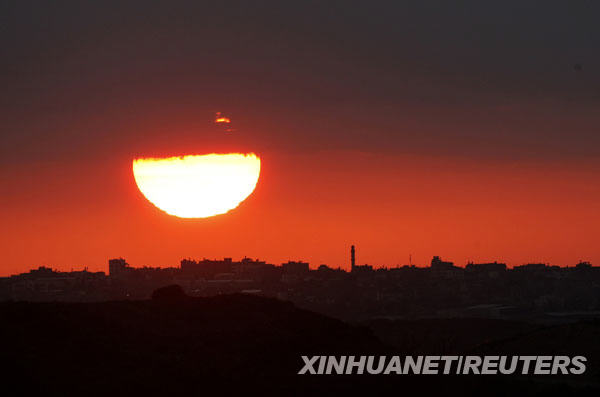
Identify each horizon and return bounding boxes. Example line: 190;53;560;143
4;251;595;278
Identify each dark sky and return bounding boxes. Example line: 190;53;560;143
2;0;599;163
1;1;599;273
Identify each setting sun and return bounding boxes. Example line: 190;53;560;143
132;153;261;218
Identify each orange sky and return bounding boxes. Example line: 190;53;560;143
1;150;598;276
3;2;600;276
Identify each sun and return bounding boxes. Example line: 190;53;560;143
132;153;261;218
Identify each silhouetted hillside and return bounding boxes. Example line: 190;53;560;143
0;293;385;394
1;294;598;396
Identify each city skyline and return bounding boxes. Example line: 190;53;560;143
3;246;596;278
3;245;598;324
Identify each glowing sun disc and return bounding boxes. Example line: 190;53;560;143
132;153;261;218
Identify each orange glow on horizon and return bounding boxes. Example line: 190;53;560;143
1;151;599;276
132;153;261;218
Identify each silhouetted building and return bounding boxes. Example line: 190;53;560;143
109;258;132;278
282;260;309;275
514;263;547;272
180;258;234;278
351;245;356;272
352;264;374;273
466;261;507;272
180;257;276;281
233;257;269;274
576;261;592;269
317;264;335;273
430;256;455;271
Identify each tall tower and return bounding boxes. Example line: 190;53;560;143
351;245;356;272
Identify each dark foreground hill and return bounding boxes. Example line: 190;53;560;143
0;293;384;394
1;292;598;396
